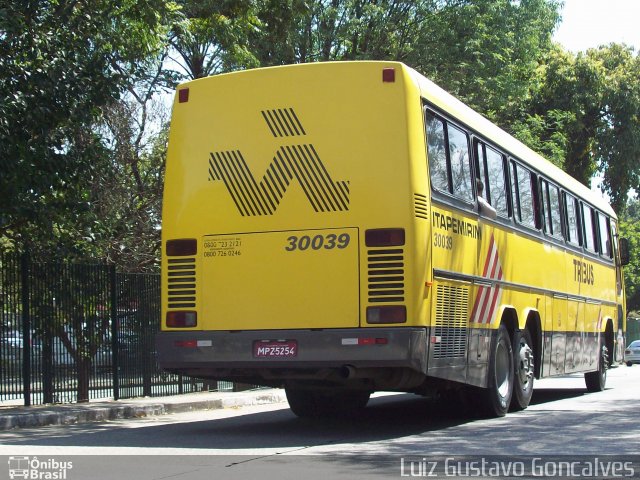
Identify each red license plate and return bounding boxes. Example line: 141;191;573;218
253;340;297;358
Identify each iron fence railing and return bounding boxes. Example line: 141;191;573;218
0;252;237;406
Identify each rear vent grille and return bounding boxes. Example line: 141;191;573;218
367;248;405;303
433;284;469;358
414;193;428;219
261;107;306;137
167;258;196;308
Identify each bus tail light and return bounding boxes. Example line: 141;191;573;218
365;228;405;247
367;306;406;324
166;311;197;328
341;337;389;345
166;239;197;256
382;68;396;83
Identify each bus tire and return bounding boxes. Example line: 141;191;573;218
585;343;608;392
511;328;535;411
481;324;514;417
285;388;370;418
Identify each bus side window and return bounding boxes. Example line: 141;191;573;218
598;213;613;258
540;179;550;233
425;110;473;203
564;193;581;246
548;182;563;238
475;140;487;196
510;160;519;222
511;161;536;229
426;113;449;194
485;145;509;217
581;203;597;253
447;124;473;202
541;179;563;239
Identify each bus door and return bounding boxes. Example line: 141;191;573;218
541;293;553;376
551;294;567;375
425;111;478;383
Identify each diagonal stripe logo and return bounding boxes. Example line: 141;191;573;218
208;109;349;216
470;233;504;324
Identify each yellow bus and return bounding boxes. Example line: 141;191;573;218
156;61;630;418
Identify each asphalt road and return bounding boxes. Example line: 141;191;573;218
1;366;639;479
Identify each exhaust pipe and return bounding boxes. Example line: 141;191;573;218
340;365;357;379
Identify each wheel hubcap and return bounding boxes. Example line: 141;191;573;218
601;346;609;380
495;341;511;399
517;340;534;388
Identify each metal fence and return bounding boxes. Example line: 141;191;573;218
0;252;234;406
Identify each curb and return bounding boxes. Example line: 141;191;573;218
0;390;287;430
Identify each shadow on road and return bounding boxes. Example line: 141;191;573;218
529;388;587;406
1;384;632;454
0;394;467;449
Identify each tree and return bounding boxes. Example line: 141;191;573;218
89;56;172;272
594;46;640;213
408;0;561;124
519;44;640;211
253;0;436;64
0;0;177;256
0;0;179;403
252;0;560;126
620;199;640;315
169;0;260;79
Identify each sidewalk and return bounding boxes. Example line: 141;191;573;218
0;389;288;430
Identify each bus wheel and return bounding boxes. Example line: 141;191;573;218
481;325;514;417
585;343;608;392
511;329;535;411
285;388;370;418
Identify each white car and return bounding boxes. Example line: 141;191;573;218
625;340;640;366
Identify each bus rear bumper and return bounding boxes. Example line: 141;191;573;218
156;328;428;389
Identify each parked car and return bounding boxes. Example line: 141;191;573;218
624;340;640;366
50;336;111;371
1;331;42;361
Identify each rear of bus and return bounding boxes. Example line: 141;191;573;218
156;62;432;410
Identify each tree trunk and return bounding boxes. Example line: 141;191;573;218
76;356;91;403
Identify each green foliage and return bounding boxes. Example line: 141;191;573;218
251;0;563;156
2;0;639;271
0;0;177;259
169;0;260;79
90;90;169;272
521;44;640;211
594;46;640;213
408;0;561;124
251;1;439;64
620;199;640;314
510;110;572;169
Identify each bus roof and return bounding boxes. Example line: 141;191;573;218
404;64;616;219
